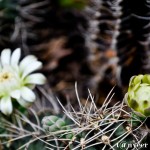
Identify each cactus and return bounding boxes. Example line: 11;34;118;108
1;0;150;149
0;83;149;150
41;85;147;149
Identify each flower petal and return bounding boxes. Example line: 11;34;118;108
17;98;32;108
25;73;46;85
11;48;21;65
27;84;35;90
20;55;37;71
1;49;11;66
22;61;42;78
21;87;36;102
10;90;21;100
0;96;13;115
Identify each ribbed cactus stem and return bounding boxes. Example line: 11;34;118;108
109;0;122;50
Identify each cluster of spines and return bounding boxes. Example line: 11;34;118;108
42;86;145;149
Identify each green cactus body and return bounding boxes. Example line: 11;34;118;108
42;115;66;132
42;115;74;140
125;74;150;117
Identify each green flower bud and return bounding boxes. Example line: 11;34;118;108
125;74;150;117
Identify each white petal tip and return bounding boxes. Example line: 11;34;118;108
0;97;13;115
21;87;36;102
25;73;47;85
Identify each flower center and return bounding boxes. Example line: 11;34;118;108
0;72;13;83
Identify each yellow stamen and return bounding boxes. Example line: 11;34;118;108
0;72;13;82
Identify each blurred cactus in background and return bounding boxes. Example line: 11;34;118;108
0;0;18;49
58;0;87;9
117;0;150;86
0;0;150;97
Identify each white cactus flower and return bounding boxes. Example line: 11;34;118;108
0;48;46;115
